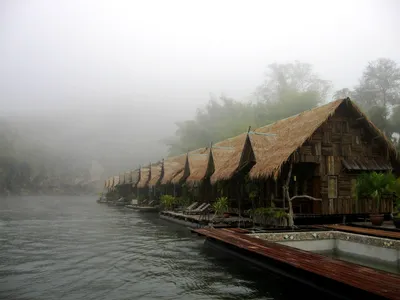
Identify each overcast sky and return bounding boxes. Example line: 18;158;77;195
1;0;399;115
1;0;400;178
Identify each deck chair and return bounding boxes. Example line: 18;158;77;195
187;203;208;215
183;202;198;213
148;200;155;206
197;203;211;214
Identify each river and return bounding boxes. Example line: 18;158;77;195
0;196;336;300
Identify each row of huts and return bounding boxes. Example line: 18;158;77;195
104;98;399;220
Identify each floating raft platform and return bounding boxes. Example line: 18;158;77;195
317;224;400;240
192;227;400;300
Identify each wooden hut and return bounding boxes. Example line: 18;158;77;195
113;175;119;190
131;169;140;188
185;147;213;203
108;177;114;191
161;154;187;197
119;173;125;186
148;162;163;201
245;98;398;222
124;171;132;185
208;132;256;213
136;166;151;202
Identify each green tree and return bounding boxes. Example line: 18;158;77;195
334;58;400;139
165;61;328;156
165;96;257;156
255;61;331;104
356;58;400;109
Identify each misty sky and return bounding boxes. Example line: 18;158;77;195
1;0;400;179
1;0;399;114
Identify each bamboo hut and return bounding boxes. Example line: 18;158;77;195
119;173;125;186
207;132;256;213
108;177;113;191
136;166;151;202
161;154;187;197
113;175;120;190
245;98;398;221
131;169;140;188
124;171;132;185
148;162;163;201
184;147;214;203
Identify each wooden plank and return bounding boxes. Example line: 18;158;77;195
193;228;400;299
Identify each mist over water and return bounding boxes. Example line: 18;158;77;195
0;196;338;300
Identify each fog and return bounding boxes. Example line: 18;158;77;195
1;0;399;183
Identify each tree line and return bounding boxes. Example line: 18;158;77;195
165;58;400;156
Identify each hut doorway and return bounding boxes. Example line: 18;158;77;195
312;176;322;214
291;163;320;215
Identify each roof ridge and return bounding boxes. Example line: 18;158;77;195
255;98;344;132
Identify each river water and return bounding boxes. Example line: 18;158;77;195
0;196;336;300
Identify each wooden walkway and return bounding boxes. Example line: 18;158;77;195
193;227;400;300
319;224;400;240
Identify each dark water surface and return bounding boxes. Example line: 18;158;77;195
1;196;335;300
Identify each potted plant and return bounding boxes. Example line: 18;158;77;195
356;172;395;226
213;196;229;218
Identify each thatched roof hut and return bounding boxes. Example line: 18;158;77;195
161;154;187;185
148;162;163;188
209;132;255;184
113;175;120;188
171;155;190;184
248;98;398;179
131;169;140;187
124;171;132;184
119;173;125;185
185;147;212;185
137;166;151;188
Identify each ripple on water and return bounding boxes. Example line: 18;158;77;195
0;196;340;300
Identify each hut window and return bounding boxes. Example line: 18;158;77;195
328;176;337;199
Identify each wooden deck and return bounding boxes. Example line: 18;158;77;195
193;227;400;300
160;210;252;225
319;224;400;240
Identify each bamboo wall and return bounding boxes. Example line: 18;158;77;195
295;105;393;215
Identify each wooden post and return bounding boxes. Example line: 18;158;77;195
284;163;293;226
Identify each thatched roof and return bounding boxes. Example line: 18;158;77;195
113;175;120;187
148;162;163;187
161;154;187;185
131;169;140;186
209;132;254;184
171;155;190;184
137;166;150;188
186;147;212;185
124;171;132;184
119;173;125;185
248;98;398;179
